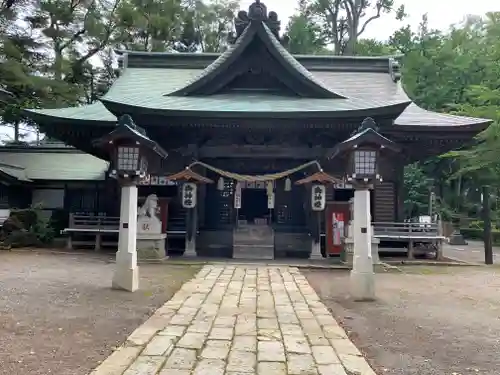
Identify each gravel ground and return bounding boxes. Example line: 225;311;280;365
304;266;500;375
0;251;200;375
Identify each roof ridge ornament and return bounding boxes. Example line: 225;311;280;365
117;114;147;137
389;58;401;82
234;0;281;41
356;117;379;134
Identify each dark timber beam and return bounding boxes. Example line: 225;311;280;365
184;145;325;159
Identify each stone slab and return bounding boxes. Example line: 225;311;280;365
89;265;374;375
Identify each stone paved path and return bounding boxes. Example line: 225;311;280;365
91;265;376;375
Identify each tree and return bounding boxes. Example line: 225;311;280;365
178;0;239;53
0;21;63;141
403;163;431;218
388;12;500;219
28;0;123;95
114;0;184;52
285;13;329;54
303;0;406;55
354;38;395;55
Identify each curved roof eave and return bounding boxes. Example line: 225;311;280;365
393;82;492;131
23;103;117;126
100;97;411;120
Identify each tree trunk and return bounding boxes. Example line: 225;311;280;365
54;49;63;81
13;121;19;142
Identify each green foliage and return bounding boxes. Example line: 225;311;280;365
468;220;484;229
459;228;500;245
380;13;500;223
354;39;396;56
1;205;55;248
285;14;328;55
301;0;405;55
403;163;431;218
187;0;239;53
48;208;69;235
115;0;185;51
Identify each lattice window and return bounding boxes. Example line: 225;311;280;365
117;146;139;171
354;150;376;175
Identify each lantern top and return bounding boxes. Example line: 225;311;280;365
328;118;400;160
92;115;168;159
295;171;341;185
166;168;214;184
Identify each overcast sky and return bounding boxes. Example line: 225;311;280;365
241;0;500;40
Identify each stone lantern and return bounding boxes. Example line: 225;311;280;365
93;114;167;292
329;117;400;300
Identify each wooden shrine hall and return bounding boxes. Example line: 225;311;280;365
23;1;491;259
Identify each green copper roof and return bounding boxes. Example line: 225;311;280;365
25;102;116;123
0;149;108;180
0;162;31;182
24;54;491;128
99;67;409;117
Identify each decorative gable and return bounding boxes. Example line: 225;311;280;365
167;1;346;99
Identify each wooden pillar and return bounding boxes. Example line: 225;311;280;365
483;186;493;265
198;167;207;228
407;223;414;259
436;217;444;260
395;161;405;221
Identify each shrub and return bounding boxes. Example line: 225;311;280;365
468;220;484;229
10;208;38;231
3;231;41;248
460;227;500;245
48;209;68;235
1;205;55;248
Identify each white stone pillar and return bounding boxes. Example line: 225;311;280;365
184;207;197;257
349;188;375;301
309;210;324;259
310;239;323;259
112;184;139;292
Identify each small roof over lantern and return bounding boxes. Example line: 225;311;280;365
328;117;401;184
92;114;168;180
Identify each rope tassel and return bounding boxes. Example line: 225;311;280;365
284;177;292;192
217;177;224;191
266;181;273;196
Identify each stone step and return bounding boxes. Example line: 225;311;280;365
233;238;274;246
232;245;274;260
235;228;273;234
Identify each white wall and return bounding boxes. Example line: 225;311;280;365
32;188;65;209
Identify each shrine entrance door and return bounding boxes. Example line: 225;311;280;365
238;181;270;225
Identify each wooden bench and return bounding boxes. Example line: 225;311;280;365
62;214;119;251
373;221;445;260
62;214;188;251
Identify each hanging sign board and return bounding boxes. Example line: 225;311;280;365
311;184;326;211
267;193;275;209
234;183;242;209
182;183;197;208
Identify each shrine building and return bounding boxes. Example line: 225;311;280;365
4;1;490;258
